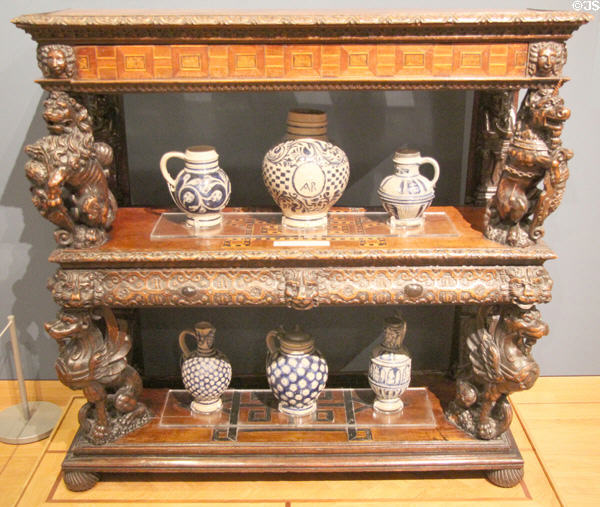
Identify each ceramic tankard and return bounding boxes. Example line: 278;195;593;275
179;321;231;414
160;145;231;228
378;149;440;227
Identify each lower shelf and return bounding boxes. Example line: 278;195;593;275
63;378;523;487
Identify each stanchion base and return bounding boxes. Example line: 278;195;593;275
0;401;62;444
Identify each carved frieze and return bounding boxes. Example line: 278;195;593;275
446;304;548;439
24;91;118;248
48;266;553;309
37;44;76;78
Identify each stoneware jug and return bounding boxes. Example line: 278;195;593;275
368;314;412;413
378;149;440;227
265;326;328;416
160;145;231;228
262;109;349;228
180;321;232;414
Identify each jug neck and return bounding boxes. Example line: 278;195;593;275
393;148;422;176
184;145;219;172
285;108;328;141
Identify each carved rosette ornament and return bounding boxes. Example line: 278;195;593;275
446;304;548;440
527;42;567;77
24;91;117;248
484;86;572;247
45;308;150;445
37;44;76;79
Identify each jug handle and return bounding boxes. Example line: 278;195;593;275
418;157;440;187
160;151;186;190
266;330;281;355
178;329;196;358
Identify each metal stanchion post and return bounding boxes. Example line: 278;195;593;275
0;315;62;444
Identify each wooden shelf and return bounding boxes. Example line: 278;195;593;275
49;206;555;268
63;375;523;476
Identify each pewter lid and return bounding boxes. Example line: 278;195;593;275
279;325;315;354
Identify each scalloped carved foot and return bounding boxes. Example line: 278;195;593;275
63;470;100;491
486;467;524;488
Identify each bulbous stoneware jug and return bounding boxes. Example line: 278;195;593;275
160;145;231;228
378;149;440;228
180;321;231;414
262;109;349;229
265;326;328;416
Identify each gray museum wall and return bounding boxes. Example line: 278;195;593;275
0;0;598;380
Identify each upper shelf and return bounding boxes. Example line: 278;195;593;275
13;9;591;93
13;10;591;43
48;206;555;269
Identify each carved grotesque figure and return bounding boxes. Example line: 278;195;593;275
528;42;567;77
45;308;150;444
37;44;76;78
447;305;548;439
485;87;572;246
24;92;117;248
282;269;320;310
507;267;552;307
48;270;101;307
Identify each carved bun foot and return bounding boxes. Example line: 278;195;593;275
63;470;100;491
486;467;524;488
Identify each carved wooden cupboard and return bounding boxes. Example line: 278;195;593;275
13;10;590;491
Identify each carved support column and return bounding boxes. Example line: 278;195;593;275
44;307;150;446
446;304;548;441
466;91;518;206
74;94;132;206
484;42;572;247
24;90;118;248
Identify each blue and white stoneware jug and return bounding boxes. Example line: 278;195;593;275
160;145;231;228
180;321;231;414
266;326;328;417
368;314;412;413
378;149;440;228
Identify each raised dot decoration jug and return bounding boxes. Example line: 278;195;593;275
179;321;232;414
378;149;440;227
265;325;328;417
160;145;231;228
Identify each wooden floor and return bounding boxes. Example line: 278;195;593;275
0;377;598;506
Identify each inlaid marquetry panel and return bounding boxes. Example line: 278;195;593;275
73;43;528;82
